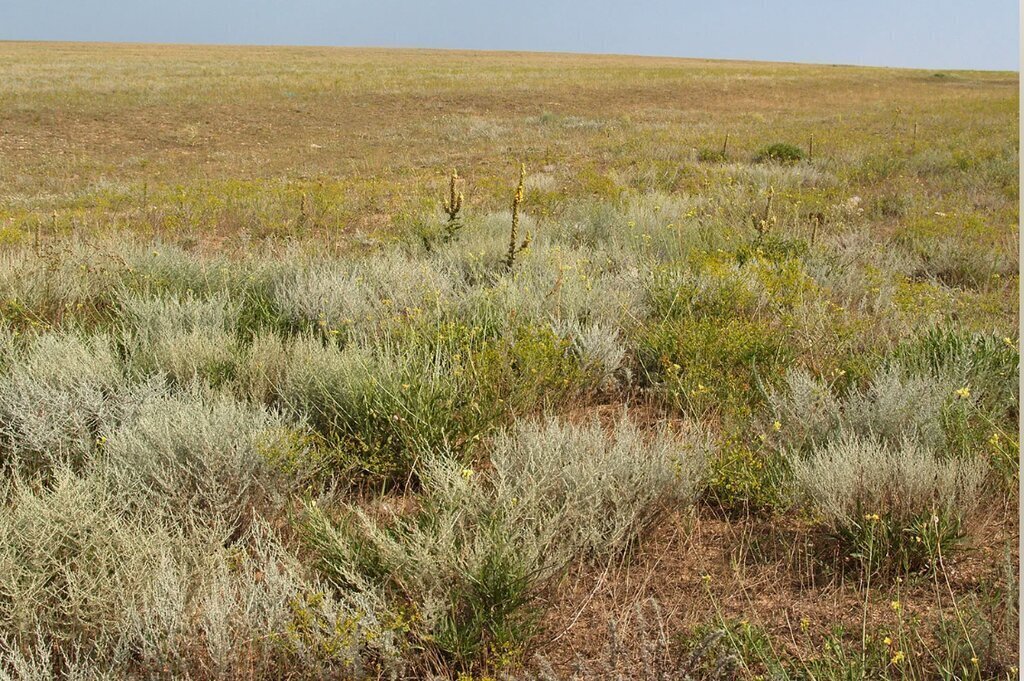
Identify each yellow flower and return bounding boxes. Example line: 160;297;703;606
772;420;782;432
955;386;971;399
864;513;880;522
891;650;905;664
890;600;901;612
800;617;810;633
883;636;892;645
989;433;1001;447
701;574;712;586
970;656;979;666
460;468;474;479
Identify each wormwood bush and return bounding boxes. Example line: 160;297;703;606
98;387;288;526
119;291;240;386
126;519;400;679
0;241;127;329
0;469;167;657
274;252;455;338
769;365;956;454
489;415;710;554
302;415;709;674
0;476;396;678
120;242;225;296
449;239;646;335
791;433;984;574
551;319;629;392
0;332;136;476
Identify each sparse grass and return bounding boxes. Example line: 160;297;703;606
0;42;1017;679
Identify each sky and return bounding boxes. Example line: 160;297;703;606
1;0;1019;71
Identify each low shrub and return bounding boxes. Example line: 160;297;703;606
769;365;958;454
790;432;984;574
119;291;241;387
301;414;709;674
98;388;288;527
0;476;396;678
754;143;806;164
0;332;135;476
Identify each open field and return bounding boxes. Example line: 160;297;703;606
0;42;1019;679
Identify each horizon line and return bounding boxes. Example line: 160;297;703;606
1;38;1018;74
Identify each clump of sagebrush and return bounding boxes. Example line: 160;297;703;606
118;290;241;386
301;414;709;675
551;319;629;392
273;252;454;338
97;387;287;527
790;432;984;574
504;163;532;272
0;331;139;476
0;473;396;679
768;365;957;454
754;142;806;164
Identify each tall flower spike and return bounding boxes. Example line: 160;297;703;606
504;163;531;272
443;168;463;222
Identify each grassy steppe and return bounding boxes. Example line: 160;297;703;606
0;42;1019;679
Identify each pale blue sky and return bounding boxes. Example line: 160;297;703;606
1;0;1018;71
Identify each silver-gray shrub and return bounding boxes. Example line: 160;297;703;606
0;242;123;316
0;471;397;678
769;366;953;452
302;414;710;663
0;332;137;475
119;290;240;385
489;414;710;556
551;319;629;392
274;251;455;335
449;243;646;335
97;387;286;526
790;432;984;529
126;519;400;678
0;469;166;655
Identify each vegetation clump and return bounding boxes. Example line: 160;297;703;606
754;142;807;164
